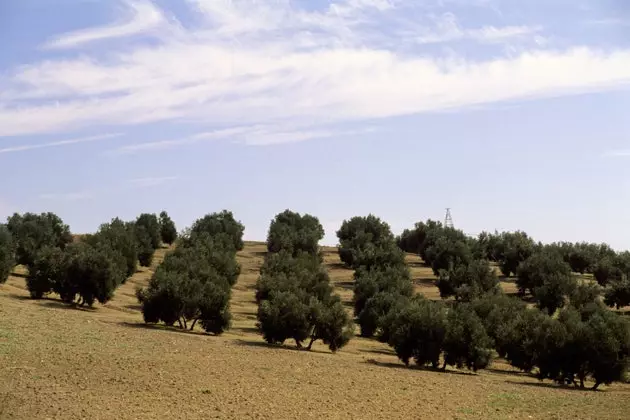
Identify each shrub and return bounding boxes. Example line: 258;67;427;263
266;210;324;256
593;257;623;286
442;304;494;371
135;213;161;250
136;234;236;334
257;290;311;346
25;246;67;298
0;225;14;284
533;272;577;315
6;212;73;267
85;218;138;278
516;252;572;296
424;237;472;276
604;277;630;309
189;210;245;251
159;211;178;245
569;281;603;311
495;231;536;277
135;225;155;267
436;259;499;301
336;215;397;268
353;264;413;317
358;291;408;338
387;299;449;368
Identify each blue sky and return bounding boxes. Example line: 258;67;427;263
1;0;630;248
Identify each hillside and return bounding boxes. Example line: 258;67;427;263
1;242;629;419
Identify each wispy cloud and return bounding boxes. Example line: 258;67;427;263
43;0;165;49
2;0;630;144
603;149;630;157
39;174;180;201
0;133;123;154
126;176;179;188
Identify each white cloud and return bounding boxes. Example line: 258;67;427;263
43;0;165;49
0;133;123;154
2;1;630;144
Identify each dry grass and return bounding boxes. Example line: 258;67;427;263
1;242;629;420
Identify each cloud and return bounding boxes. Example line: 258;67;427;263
0;133;123;154
43;0;165;49
108;124;375;154
39;175;180;201
603;149;630;157
2;1;630;144
415;13;542;44
126;176;179;188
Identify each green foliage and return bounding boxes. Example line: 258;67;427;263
442;304;494;371
516;252;572;295
436;259;499;302
135;213;161;250
159;211;178;245
352;264;413;336
266;210;324;256
257;216;353;352
189;210;245;251
136;231;237;334
569;281;603;311
424;237;473;276
85;218;138;278
6;212;73;267
0;225;14;284
357;292;409;338
255;251;329;303
386;298;448;368
26;246;67;298
604;277;630;309
337;215;400;269
593;257;624;286
135;225;155;267
418;223;468;265
494;231;536;277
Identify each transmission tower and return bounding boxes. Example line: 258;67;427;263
444;208;454;229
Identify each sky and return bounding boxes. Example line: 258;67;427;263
1;0;630;248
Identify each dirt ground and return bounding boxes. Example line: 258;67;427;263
1;242;629;420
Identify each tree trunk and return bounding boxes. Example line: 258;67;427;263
306;335;317;351
177;319;184;329
442;360;447;372
295;339;303;349
592;382;601;391
183;318;188;330
190;319;198;331
579;377;585;389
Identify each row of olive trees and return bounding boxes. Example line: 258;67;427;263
255;210;354;351
0;211;178;307
336;215;414;337
136;211;244;334
399;220;630;312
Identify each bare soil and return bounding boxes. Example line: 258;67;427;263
1;242;629;419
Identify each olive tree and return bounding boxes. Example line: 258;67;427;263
189;210;245;251
159;211;178;245
266;210;324;256
85;218;138;278
6;212;73;267
0;225;14;284
135;213;161;250
436;259;499;302
336;215;398;268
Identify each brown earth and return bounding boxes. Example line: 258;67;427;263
1;242;629;420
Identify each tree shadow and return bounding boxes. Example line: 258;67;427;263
364;359;476;376
117;321;212;336
485;367;530;377
231;326;259;335
38;299;96;312
363;348;396;357
9;271;27;279
124;304;142;312
4;293;32;301
505;380;601;392
414;277;436;286
327;262;349;271
335;281;354;290
234;338;332;354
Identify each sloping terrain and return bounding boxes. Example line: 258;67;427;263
1;242;629;419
